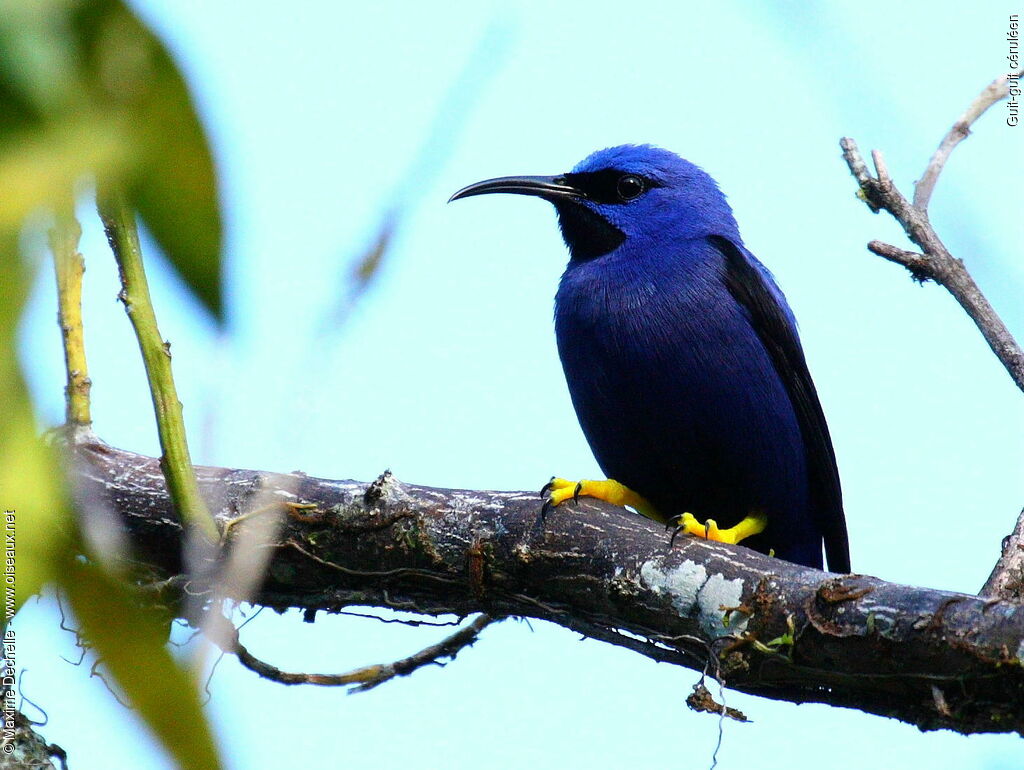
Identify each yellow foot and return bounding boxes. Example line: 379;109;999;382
672;510;767;546
540;477;659;519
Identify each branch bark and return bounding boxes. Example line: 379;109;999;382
982;508;1024;603
0;709;65;770
73;439;1024;736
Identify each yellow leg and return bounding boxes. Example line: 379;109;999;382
674;510;767;545
540;478;768;548
541;477;663;521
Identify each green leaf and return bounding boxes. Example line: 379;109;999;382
64;560;222;770
73;0;223;321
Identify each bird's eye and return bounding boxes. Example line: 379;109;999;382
617;174;645;201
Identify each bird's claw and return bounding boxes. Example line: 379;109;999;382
540;477;584;512
670;512;701;545
538;477;576;528
539;477;581;505
539;476;556;497
669;511;768;547
538;498;555;524
540;477;659;523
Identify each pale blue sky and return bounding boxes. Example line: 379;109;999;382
16;1;1024;768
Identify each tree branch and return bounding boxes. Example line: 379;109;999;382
839;72;1024;393
204;610;493;692
982;508;1024;603
72;438;1024;736
914;73;1016;210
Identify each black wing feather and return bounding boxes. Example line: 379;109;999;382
711;235;850;573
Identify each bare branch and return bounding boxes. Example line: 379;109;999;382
839;137;874;192
866;241;931;281
914;72;1018;210
839;76;1024;393
73;439;1024;736
870;149;892;190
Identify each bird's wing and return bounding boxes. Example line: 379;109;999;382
710;235;850;573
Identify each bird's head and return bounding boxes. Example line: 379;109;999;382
450;144;741;262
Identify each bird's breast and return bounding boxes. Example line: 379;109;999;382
554;248;734;372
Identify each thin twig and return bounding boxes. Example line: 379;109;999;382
95;183;218;542
286;538;461;584
205;610;495;692
840;137;874;192
914;72;1017;210
870;149;892;190
839;74;1024;393
866;241;931;281
335;610;462;627
48;201;91;427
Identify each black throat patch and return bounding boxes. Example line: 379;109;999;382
553;199;625;261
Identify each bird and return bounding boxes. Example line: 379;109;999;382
449;144;849;572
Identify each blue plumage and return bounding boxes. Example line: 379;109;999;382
451;145;849;572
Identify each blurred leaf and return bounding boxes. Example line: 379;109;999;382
0;117;129;232
0;0;223;324
0;414;73;613
0;0;82;132
320;214;396;333
0;231;73;616
73;0;223;321
352;216;394;287
0;1;127;232
65;559;222;770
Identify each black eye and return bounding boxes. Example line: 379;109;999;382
616;174;645;201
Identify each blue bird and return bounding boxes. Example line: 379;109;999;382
450;145;849;572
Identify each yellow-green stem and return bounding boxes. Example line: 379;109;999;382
49;202;92;427
96;184;217;542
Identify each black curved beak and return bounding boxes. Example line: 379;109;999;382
448;175;580;204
